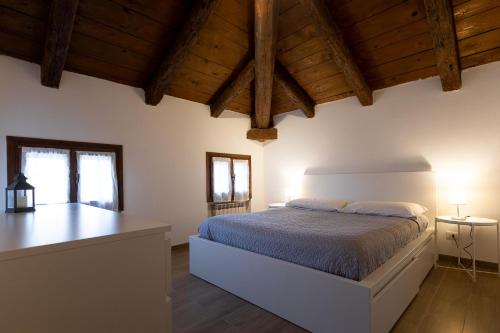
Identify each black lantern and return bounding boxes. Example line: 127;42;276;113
5;173;35;213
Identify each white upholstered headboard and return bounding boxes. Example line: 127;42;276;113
302;171;436;220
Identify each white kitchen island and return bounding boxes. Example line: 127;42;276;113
0;203;172;333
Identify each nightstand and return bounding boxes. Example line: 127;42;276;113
268;202;286;209
435;216;499;282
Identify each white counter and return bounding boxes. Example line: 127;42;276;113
0;204;172;333
0;203;171;261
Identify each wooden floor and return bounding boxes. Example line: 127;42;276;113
172;247;500;333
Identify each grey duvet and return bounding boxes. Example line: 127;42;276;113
198;208;427;281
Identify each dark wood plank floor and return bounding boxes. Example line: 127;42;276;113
172;247;500;333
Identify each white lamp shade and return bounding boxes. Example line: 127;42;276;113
449;190;467;205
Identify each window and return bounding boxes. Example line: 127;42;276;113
21;147;70;205
77;151;118;211
7;136;123;211
206;152;251;203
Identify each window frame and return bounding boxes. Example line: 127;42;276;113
7;136;124;211
206;152;252;203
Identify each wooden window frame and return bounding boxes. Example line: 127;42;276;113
6;136;124;211
206;152;252;203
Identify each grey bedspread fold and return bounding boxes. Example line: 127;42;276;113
198;208;427;281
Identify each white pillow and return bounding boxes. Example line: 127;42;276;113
339;201;428;218
286;198;349;212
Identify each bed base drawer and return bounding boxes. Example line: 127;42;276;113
371;235;434;333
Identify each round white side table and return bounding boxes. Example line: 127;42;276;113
435;216;499;282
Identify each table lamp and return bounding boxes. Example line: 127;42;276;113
449;190;467;221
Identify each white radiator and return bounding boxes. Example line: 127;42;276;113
208;201;250;216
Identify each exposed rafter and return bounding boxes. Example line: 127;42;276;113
254;0;280;129
424;0;461;91
145;0;219;106
3;0;498;142
210;59;255;118
41;0;79;88
299;0;373;106
274;61;315;118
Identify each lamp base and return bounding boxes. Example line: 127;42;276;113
451;216;467;221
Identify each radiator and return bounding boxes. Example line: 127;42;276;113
208;201;250;216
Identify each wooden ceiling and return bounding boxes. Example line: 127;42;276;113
0;0;499;140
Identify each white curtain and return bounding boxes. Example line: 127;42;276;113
233;159;250;201
77;151;118;211
212;157;232;202
21;147;70;205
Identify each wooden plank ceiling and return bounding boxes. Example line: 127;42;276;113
0;0;499;139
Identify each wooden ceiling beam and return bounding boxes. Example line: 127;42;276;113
41;0;79;88
254;0;280;129
424;0;461;91
247;128;278;141
145;0;219;106
299;0;373;106
210;59;255;118
274;61;315;118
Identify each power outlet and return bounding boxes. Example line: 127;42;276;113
446;231;457;240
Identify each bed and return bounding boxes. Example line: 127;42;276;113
190;171;436;333
198;208;429;281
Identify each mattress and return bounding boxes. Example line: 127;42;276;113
198;207;428;281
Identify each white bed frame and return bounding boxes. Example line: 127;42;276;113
190;172;436;333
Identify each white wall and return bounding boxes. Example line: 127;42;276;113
264;61;500;262
2;55;500;261
0;56;265;245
